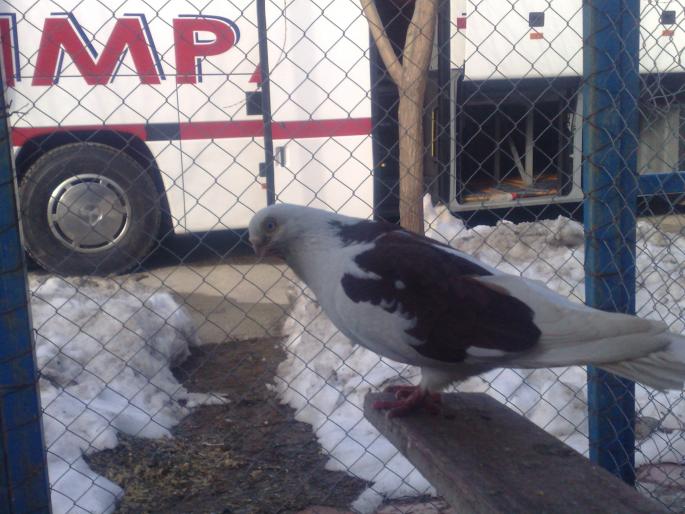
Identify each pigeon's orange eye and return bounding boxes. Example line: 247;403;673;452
264;218;277;233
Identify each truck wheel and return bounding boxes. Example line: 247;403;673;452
19;143;161;276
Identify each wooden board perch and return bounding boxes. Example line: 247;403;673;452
364;392;668;514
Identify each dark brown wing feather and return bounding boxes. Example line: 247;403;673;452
340;231;541;363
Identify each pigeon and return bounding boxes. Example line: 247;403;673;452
249;203;685;416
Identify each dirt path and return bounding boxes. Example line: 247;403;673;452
87;338;367;513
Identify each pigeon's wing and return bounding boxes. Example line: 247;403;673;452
335;231;542;365
474;274;670;367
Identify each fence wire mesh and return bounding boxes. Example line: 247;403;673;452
1;0;685;512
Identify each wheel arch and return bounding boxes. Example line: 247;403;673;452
14;130;174;236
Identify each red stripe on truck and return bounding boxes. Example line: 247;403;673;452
11;118;372;146
272;118;372;139
179;120;264;139
12;124;148;146
181;118;372;139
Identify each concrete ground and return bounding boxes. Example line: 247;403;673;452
134;257;294;343
134;231;297;343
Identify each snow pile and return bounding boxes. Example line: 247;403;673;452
275;197;685;512
30;276;219;514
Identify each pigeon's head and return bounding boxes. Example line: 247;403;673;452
249;203;328;259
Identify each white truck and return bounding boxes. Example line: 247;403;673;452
0;0;682;274
438;0;685;221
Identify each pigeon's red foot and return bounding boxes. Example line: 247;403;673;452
372;385;442;417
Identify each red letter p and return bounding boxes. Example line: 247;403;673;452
174;17;238;84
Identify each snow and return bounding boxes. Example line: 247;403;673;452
274;196;685;512
30;275;221;514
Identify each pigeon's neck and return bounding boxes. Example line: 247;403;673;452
284;233;334;286
281;220;344;292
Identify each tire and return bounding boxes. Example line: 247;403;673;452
19;142;161;276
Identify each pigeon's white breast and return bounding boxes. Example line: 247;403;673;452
308;243;429;365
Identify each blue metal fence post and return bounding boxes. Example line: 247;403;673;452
583;0;640;485
0;75;52;509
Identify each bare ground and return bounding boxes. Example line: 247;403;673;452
87;338;367;513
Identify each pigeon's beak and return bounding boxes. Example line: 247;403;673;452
249;236;268;259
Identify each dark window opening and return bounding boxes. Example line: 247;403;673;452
661;10;676;25
245;91;263;115
529;12;545;28
456;96;574;204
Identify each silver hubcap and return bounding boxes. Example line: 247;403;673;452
48;174;131;253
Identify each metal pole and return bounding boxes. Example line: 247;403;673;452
257;0;275;205
0;76;51;508
436;0;451;203
583;0;640;485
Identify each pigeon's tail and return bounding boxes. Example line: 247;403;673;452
508;319;685;390
600;333;685;390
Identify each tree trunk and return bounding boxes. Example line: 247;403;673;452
397;88;426;234
360;0;437;234
397;0;436;234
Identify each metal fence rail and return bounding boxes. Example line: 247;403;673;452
0;0;684;512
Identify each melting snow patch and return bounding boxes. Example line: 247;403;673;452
30;275;220;514
275;197;685;513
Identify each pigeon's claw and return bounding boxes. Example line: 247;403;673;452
372;385;442;417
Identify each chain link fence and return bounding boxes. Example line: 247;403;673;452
1;0;685;512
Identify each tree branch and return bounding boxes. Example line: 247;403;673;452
360;0;403;86
401;0;437;89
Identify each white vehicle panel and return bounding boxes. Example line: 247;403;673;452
147;140;187;226
453;0;685;80
275;135;373;217
179;137;268;231
458;0;582;80
268;0;371;120
639;3;685;74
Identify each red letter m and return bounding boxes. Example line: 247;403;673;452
33;14;161;86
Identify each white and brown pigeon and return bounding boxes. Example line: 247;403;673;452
249;204;685;416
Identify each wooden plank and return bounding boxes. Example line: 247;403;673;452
364;392;668;514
